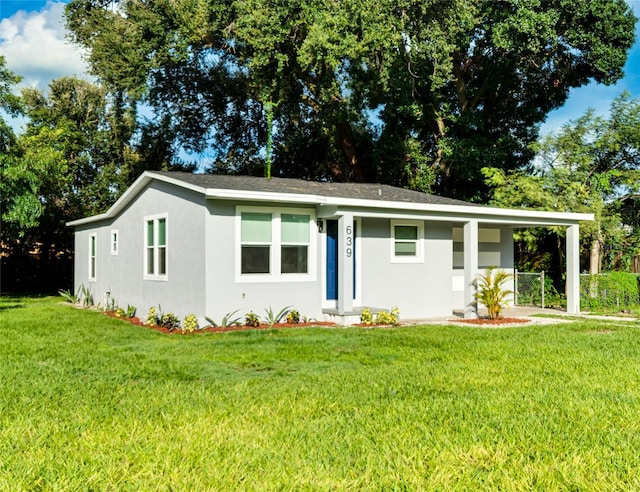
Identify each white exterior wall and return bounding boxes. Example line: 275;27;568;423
452;226;515;309
73;181;206;320
358;218;453;319
204;200;324;322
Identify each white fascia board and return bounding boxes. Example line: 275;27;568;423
205;188;593;224
206;189;327;204
344;208;593;226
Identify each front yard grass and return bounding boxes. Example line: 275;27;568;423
2;296;640;490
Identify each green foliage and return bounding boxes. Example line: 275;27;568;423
114;307;127;318
474;268;514;320
361;307;400;325
360;308;373;325
160;313;180;331
263;306;292;327
145;306;159;326
285;310;300;324
181;314;199;333
58;289;78;304
375;307;400;326
77;284;93;308
126;305;136;318
205;310;243;328
516;274;565;309
581;272;640;311
65;0;635;199
245;311;260;328
484;93;640;274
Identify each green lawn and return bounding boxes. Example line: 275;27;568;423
2;297;640;490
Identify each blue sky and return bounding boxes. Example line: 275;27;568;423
1;0;639;136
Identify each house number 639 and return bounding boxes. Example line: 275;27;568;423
345;225;353;257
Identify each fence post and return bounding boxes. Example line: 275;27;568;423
541;270;545;309
514;269;518;306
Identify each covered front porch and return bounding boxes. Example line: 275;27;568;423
318;203;589;325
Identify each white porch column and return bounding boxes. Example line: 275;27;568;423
566;224;580;314
464;220;479;319
337;213;354;314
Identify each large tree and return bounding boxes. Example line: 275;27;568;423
66;0;635;199
484;92;640;275
1;76;141;291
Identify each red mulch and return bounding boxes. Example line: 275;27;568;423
103;311;335;334
454;317;531;325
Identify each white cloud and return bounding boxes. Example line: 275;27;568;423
0;1;90;90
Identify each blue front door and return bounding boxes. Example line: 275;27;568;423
326;220;356;300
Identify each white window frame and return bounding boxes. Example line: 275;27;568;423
390;220;424;263
236;206;317;282
110;229;119;255
88;233;97;281
144;213;168;281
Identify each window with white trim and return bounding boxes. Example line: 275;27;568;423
145;215;167;279
390;220;423;263
89;233;97;281
110;230;119;255
238;207;315;281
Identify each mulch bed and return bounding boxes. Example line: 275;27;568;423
104;311;336;334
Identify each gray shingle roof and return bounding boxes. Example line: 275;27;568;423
156;171;478;207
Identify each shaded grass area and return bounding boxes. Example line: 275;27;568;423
2;296;640;489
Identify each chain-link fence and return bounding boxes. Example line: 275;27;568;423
517;271;640;310
514;270;546;308
580;273;640;310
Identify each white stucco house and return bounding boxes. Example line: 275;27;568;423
67;171;593;324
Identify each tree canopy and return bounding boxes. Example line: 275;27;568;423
65;0;636;199
484;92;640;274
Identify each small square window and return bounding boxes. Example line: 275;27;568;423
391;221;423;263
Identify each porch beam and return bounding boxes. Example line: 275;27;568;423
464;220;479;319
566;224;580;314
337;213;354;314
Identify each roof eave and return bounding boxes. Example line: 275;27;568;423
68;172;594;227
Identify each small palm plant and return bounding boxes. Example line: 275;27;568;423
474;267;514;319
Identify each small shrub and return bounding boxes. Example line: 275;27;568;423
78;284;93;308
114;307;127;318
182;314;199;333
263;306;292;326
126;305;137;318
375;306;400;325
160;313;180;331
145;306;159;326
58;289;78;304
205;310;242;328
360;308;373;325
105;295;116;312
474;267;513;319
245;311;260;327
286;310;300;324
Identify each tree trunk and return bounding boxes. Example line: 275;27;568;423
336;121;364;182
589;236;601;275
